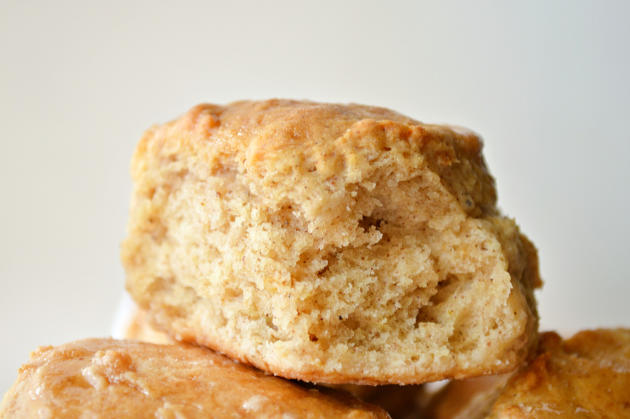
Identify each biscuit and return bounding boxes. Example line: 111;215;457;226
124;307;426;419
0;338;388;418
121;99;541;384
429;329;630;418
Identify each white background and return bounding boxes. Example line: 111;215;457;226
1;0;629;396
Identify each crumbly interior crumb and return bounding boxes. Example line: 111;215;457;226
122;100;540;383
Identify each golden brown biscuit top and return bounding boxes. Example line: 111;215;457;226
133;99;496;232
488;329;630;418
0;339;389;418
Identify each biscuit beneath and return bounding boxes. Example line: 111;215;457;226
0;339;388;418
429;329;630;418
122;99;541;384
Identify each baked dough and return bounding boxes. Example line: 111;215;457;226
429;329;630;418
121;99;541;384
0;338;388;418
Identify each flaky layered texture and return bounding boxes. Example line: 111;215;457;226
430;329;630;419
122;99;541;384
0;339;388;419
124;307;426;419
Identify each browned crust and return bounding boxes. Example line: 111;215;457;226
488;329;630;418
429;329;630;418
0;338;390;418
